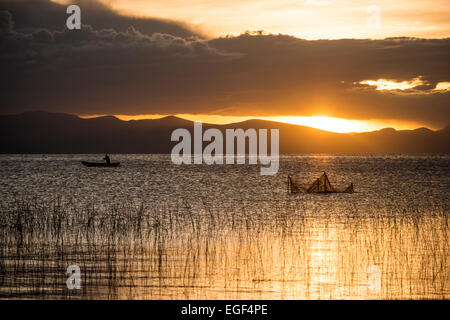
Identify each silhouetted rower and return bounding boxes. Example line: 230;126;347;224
103;154;111;164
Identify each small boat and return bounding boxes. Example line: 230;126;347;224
81;161;120;167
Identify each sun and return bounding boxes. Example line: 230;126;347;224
259;116;427;133
265;116;373;133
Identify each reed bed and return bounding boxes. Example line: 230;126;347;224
0;198;448;299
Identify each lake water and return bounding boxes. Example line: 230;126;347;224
0;154;448;299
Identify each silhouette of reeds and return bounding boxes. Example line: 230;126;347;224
0;197;447;299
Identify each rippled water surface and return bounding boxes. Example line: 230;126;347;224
0;154;448;299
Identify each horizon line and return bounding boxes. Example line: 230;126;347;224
2;110;445;134
77;113;442;134
2;110;446;134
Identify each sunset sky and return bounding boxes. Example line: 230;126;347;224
1;0;449;132
55;0;450;39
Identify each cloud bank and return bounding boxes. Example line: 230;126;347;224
0;0;202;37
0;0;449;127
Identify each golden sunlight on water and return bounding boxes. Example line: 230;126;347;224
2;203;447;299
0;155;448;299
121;214;447;300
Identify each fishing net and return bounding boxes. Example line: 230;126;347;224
288;172;353;193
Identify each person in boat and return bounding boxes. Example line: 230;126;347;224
103;154;111;165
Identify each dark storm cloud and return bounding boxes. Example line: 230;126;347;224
0;5;234;115
0;0;201;37
204;35;450;126
0;1;449;127
0;9;12;33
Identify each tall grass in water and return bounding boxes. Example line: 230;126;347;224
0;198;448;299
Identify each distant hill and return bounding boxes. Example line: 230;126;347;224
0;111;449;153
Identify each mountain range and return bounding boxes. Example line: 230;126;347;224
0;111;449;154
